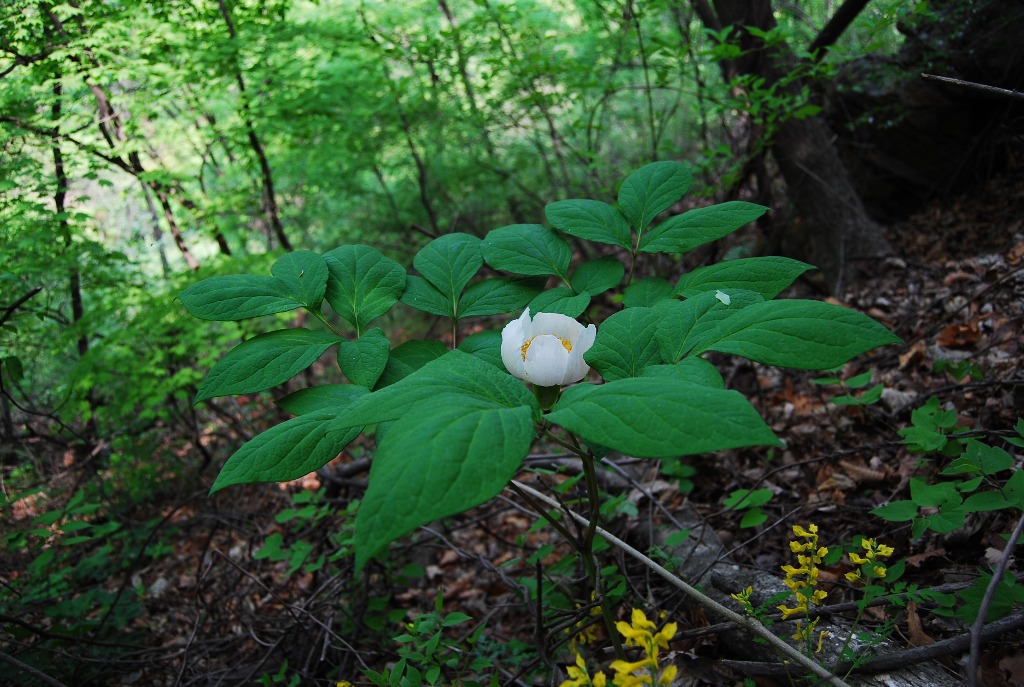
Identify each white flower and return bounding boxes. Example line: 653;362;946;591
500;308;597;387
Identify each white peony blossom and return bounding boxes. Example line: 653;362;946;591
500;308;597;387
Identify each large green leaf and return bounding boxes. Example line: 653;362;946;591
346;350;538;426
277;384;370;416
355;399;534;570
414;233;483;305
640;357;725;388
546;377;781;457
459;277;543;318
481;224;572;280
584;306;662;381
178;274;301;321
271;250;329;309
376;339;448;389
570;256;625;295
655;290;764;363
458;330;503;369
195;329;341;403
401;275;453;317
528;287;590;318
674;256;813;299
323;245;406;333
618;161;692;233
352;351;537;568
639;202;768;255
210;410;361;493
338;327;390;388
693;299;902;369
544;199;632;250
622;277;673;307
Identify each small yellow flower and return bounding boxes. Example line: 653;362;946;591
610;609;679;687
731;586;755;613
560;652;607;687
793;524;818;538
873;565;888;578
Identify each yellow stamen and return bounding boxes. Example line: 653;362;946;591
520;335;573;360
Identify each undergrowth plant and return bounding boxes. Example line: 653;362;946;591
179;161;901;679
872;397;1024;623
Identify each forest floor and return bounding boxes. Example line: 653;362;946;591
4;170;1024;687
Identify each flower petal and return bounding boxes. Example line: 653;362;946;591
523;335;573;387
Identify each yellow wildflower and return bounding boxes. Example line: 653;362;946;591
561;652;607;687
609;609;679;687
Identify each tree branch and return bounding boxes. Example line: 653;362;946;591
808;0;872;58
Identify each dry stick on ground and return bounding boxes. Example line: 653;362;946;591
967;511;1024;687
509;480;853;687
0;650;70;687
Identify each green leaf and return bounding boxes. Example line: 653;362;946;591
271;250;329;309
546;377;781;458
926;502;965;533
354;352;537;569
458;330;503;369
347;350;537;426
528;287;590;318
356;398;534;570
962;491;1013;512
740;509;767;528
622;277;673;307
570;256;625;295
414;233;483;305
618;161;692;232
195;329;341;403
944;440;1014;476
910;477;960;507
654;290;763;363
338;328;391;388
544;199;632;249
323;245;406;333
210;410;361;492
376;340;448;389
178;274;301;321
640;358;725;388
481;224;572;280
401;275;454;317
277;384;370;416
673;256;813;299
639;202;769;254
584;306;662;381
1004;469;1024;507
871;500;918;522
724;488;774;509
693;299;902;370
459;277;543;318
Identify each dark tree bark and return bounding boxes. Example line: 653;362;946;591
216;0;291;252
825;0;1024;220
692;0;892;293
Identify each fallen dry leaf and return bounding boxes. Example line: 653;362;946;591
906;601;935;648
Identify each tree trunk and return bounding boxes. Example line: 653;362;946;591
217;0;291;252
695;0;892;293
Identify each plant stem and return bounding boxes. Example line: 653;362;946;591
510;480;853;687
309;309;345;338
578;446;624;660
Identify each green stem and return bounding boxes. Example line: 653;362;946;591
309;308;345;338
